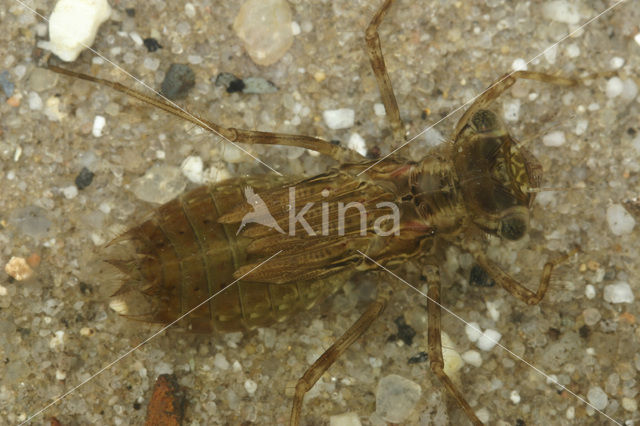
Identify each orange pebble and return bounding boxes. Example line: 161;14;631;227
145;374;185;426
27;253;41;268
6;94;21;107
618;312;636;324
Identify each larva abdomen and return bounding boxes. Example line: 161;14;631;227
107;178;347;333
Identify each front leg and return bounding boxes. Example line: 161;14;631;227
472;247;579;305
425;265;484;426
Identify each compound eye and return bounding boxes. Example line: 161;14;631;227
471;110;498;133
499;213;527;240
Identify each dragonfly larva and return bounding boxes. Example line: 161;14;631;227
4;1;638;425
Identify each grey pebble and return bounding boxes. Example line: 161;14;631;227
0;70;14;97
160;63;195;100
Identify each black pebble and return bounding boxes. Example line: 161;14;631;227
143;37;162;53
125;8;135;17
394;316;416;346
469;264;495;287
161;64;195;100
75;167;94;190
408;351;428;364
227;78;246;93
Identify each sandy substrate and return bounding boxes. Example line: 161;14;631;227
1;1;639;425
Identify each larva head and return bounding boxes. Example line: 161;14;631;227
453;109;542;240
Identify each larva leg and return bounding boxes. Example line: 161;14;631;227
47;64;364;163
472;248;579;305
289;296;387;425
453;71;578;139
425;265;484;426
365;0;406;144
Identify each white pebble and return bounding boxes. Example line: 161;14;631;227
511;58;527;72
49;330;65;349
375;375;422;423
129;31;143;46
4;257;34;281
214;353;230;370
154;362;173;376
323;108;355;130
13;146;22;162
244;379;257;395
55;369;67;380
461;350;482;367
465;322;482;343
542;1;581;24
143;57;160;71
329;412;361;426
542;130;566;147
476;329;502;351
233;0;293;66
80;327;94;336
635;32;640;47
45;96;65;121
98;202;111;214
544;45;557;64
566;44;580;58
222;143;246;163
291;21;301;36
347;133;367;157
369;357;383;369
181;155;204;184
203;165;231;184
546;374;559;385
606;204;636;235
475;408;490;424
574;119;588;136
0;285;7;296
373;103;386;116
585;284;596;299
28;91;43;110
38;0;112;62
621;78;638;102
587;386;608;411
503;99;520;122
609;56;625;70
566;406;575;419
485;300;500;321
622;397;637;412
92;115;106;137
90;232;105;246
605;77;624;98
62;185;78;199
441;332;463;376
510;390;521;404
184;3;196;18
109;298;128;314
603;282;634;304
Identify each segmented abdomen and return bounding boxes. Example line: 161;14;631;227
108;178;348;333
